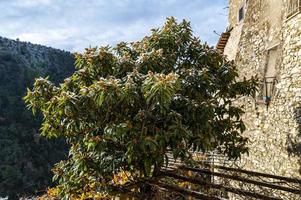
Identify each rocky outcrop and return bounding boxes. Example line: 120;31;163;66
0;36;74;80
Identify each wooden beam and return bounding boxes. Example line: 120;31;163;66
161;170;282;200
200;163;301;185
180;166;301;194
146;180;226;200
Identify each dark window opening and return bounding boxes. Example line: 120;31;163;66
238;6;244;22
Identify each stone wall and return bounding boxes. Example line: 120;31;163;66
224;0;301;179
228;0;247;27
278;11;301;175
223;23;243;61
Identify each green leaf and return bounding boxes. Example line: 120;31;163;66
96;91;105;107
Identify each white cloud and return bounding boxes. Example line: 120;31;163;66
0;0;228;52
15;0;52;7
16;31;67;45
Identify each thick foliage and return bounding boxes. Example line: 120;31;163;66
25;18;257;199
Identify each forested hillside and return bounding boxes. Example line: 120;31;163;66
0;37;75;199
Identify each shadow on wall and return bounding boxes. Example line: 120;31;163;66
287;106;301;175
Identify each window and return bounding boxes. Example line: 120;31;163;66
287;0;301;17
238;6;244;22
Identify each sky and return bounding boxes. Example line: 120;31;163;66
0;0;229;52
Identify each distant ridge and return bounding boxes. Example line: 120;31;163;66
0;36;73;75
0;36;69;53
0;35;75;198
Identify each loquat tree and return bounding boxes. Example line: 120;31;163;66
24;17;257;199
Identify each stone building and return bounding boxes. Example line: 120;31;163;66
217;0;301;178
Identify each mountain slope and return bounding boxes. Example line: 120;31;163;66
0;37;75;199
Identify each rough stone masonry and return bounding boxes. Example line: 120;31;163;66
221;0;301;179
